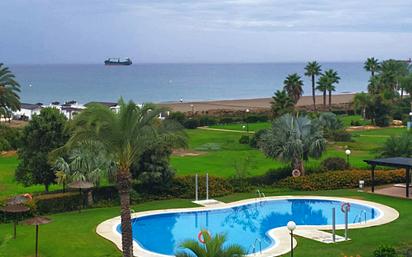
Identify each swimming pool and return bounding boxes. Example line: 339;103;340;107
117;198;381;256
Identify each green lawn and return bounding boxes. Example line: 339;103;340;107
1;189;411;257
209;122;270;132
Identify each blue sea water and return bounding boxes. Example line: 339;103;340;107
10;63;369;104
120;199;379;256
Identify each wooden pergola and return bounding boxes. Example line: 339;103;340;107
364;157;412;198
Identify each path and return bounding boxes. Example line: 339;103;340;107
198;126;255;133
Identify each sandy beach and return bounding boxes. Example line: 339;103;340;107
160;93;355;113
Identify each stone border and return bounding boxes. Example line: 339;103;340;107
96;196;399;257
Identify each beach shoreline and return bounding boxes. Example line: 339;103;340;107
160;93;355;113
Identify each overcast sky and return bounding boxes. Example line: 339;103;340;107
1;0;412;64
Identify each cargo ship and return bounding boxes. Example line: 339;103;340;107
104;58;132;65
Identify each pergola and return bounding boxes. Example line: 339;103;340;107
364;157;412;198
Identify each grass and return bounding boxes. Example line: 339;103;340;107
0;189;411;257
209;122;270;132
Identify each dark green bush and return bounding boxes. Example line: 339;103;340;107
170;175;233;199
373;245;397;257
239;135;250;144
331;130;352;142
34;192;81;214
198;116;218;126
249;129;267;148
183;119;200;129
350;120;362;126
248;167;292;186
92;186;118;203
375;115;392;127
167;112;186;125
320;157;348;171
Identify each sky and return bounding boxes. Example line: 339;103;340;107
1;0;412;64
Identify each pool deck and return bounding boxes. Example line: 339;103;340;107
96;195;399;257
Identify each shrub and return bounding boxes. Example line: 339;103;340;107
34;192;81;214
183;119;200;129
331;130;352;142
239;135;250;144
167;112;186;125
248;167;293;186
350;120;362;126
198;116;218;126
249;129;267;148
320;157;348;171
373;245;397;257
92;186;118;203
277;169;405;191
375;115;392;127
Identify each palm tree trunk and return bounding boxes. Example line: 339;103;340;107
117;171;133;257
312;75;316;111
362;107;366;120
328;90;332;111
323;90;326;110
401;88;404;99
293;158;305;176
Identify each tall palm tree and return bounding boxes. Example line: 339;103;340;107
64;100;187;257
304;61;322;111
283;73;304;104
353;92;370;119
0;63;21;120
323;69;340;111
270;90;294;118
400;74;412;110
316;75;328;110
176;230;245;257
259;113;326;175
364;57;380;77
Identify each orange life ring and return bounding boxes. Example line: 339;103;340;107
292;169;301;177
341;202;350;213
198;230;210;244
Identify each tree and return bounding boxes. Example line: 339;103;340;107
53;140;114;188
379;59;409;96
380;133;412;158
259;113;326;175
15;108;69;191
353;92;371;119
323;69;340;111
400;74;412;110
132;141;176;194
270;90;294;118
366;95;391;127
64;100;186;257
283;73;304;104
304;61;322;111
175;230;245;257
0;63;21;120
316;75;328;110
364;57;380;77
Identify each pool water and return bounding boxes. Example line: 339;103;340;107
118;199;380;256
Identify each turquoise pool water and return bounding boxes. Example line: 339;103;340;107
118;199;380;256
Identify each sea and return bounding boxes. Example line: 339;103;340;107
10;63;369;104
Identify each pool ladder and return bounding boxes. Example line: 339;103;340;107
353;210;367;224
247;238;262;255
256;190;266;200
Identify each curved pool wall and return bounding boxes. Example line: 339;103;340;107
97;196;399;257
118;198;380;256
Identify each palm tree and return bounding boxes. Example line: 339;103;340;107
259;113;326;175
176;230;245;257
304;61;322;111
400;74;412;110
380;133;412;158
283;73;304;104
0;63;21;120
64;100;187;257
270;90;294;118
323;69;340;111
364;57;380;77
54;140;115;187
353;92;370;119
316;75;328;110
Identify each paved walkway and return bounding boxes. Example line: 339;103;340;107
198;126;255;133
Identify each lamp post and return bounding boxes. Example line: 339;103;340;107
345;149;351;167
245;109;250;134
190;104;194;117
287;221;296;257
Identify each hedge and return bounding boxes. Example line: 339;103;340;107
34;192;82;214
277;169;406;191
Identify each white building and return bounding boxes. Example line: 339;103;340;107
13;103;42;120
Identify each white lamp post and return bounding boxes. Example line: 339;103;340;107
287;221;296;257
245;109;250;134
345;149;351;166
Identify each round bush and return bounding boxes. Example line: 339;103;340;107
239;135;250;144
321;157;348;171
